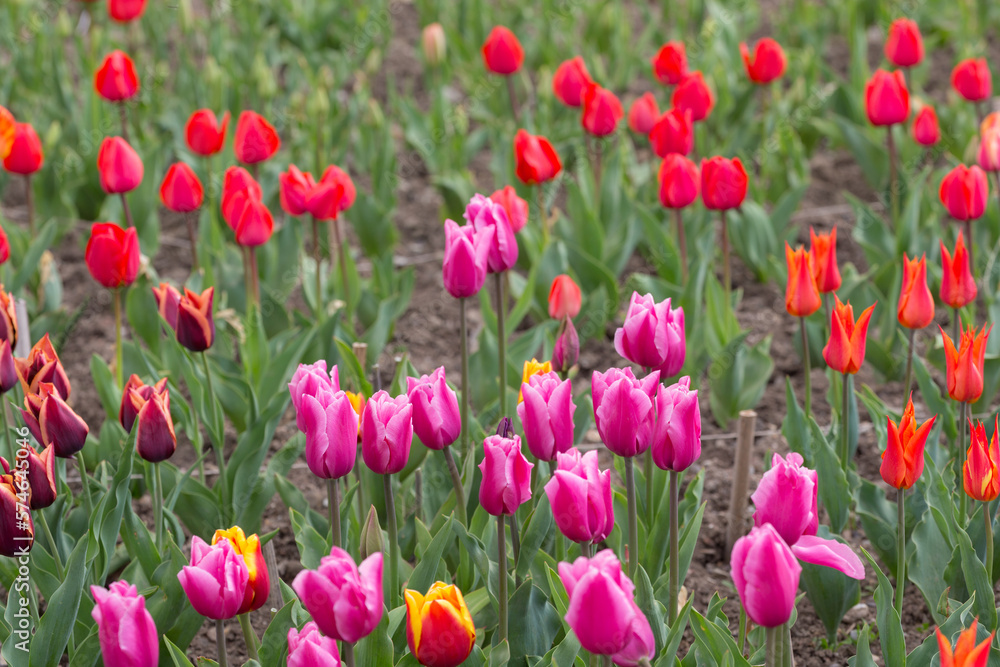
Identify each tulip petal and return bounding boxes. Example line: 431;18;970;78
791;535;865;580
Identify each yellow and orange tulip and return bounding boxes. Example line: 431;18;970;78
405;582;476;667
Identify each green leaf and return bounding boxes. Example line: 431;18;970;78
165;637;197;667
290;508;330;570
67;626;101;667
799;527;861;642
781;377;812;465
688;609;752;667
488;639;510;667
850;623;877;667
408;517;454;594
9;219;58;294
508;582;561;667
811;417;851;533
956;523;997;630
28;538;87;667
257;598;298;667
860;549;906;663
515;497;553;580
356;612;394;667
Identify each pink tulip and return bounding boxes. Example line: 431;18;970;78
289;361;340;432
406;367;461;450
292;548;384;642
90;581;159;667
591;367;659;458
464;193;518;274
552;317;580;376
517;371;575;461
299;386;359;480
650;376;701;472
730;523;800;628
177;536;250;620
545;448;614;544
478;421;533;516
442;219;491;298
287;622;341;667
361;391;413;474
559;550;655;665
614;292;686;375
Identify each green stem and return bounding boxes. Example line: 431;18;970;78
37;511;63;580
738;603;747;656
601;656;612;667
903;327;915;401
625;456;638;578
186;211;200;271
782;622;792;667
840;373;850;473
443;447;467;526
154;462;164;552
509;514;522;587
721;210;731;297
24;175;34;236
497;514;508;643
537;186;549;247
460;297;470;460
895;489;905;617
312;216;323;320
765;626;777;667
342;642;355;667
216;619;228;667
675;208;688;281
495;273;507;421
332;217;351;322
668;470;679;626
581;540;592;558
645;449;653;528
120;192;134;228
888;126;898;228
506;75;519;121
985;501;994;585
114;288;124;389
202;351;229;515
773;622;784;667
800;316;811;421
961;402;969;521
238;613;258;661
248;247;260;306
383;473;399;609
328;477;341;549
75;451;94;518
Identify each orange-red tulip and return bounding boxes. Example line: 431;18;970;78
880;396;935;490
784;243;820;317
3;123;44;175
823;296;876;375
940;232;977;309
912;106;940;146
937;619;993;667
0;106;14;161
897;254;934;329
964;419;1000;502
405;582;476;667
941;323;992;403
651;42;687;86
809;227;841;293
549;275;581;320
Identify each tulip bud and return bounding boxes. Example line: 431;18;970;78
56;10;73;38
442;219;491;299
479;431;533;516
912;106;940;146
552;317;580;376
0;342;15;394
178;536;250;620
885;18;923;68
581;83;624;137
740;38;787;84
24;445;56;510
21;382;89;458
307;88;331;118
897;254;934;329
151;282;181;330
108;0;146;22
359;505;384;561
14;334;70;399
406;367;460;450
658;153;699;209
422;23;446;67
730;524;801;628
548;274;582;320
545;449;613;544
85;222;140;289
553;57;593;107
361;391;413;475
176;287;215;352
965;419;1000;503
979;113;1000;172
809;227;841;293
204;57;223;89
185;109;229;157
627;93;659;135
951;58;992;103
591;367;659;458
614;291;686;375
823;296;876;375
0;106;12;162
489;185;528;234
650;377;701;472
463;194;518;274
3;123;44;175
292;548;384;642
97;137;143;194
287;622;341;667
160;162;203;213
649;107;694;158
119;375;169;433
405;582;476;667
233;110;280;165
289;361;341;428
784;243;821;318
865;69;910;126
94;50;140;102
651;41;687;86
252;54;278;100
90;581;158;667
518;371;575;461
0;460;32;556
481;26;523;75
135;389;176;462
940;232;977;310
514;130;562;185
671;71;714;122
939;164;989;221
941;323;992;403
701;156;748;210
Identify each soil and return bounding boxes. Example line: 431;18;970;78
0;3;991;666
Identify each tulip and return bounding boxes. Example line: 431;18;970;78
513;130;562;185
361;391;413;475
979;113;1000;172
108;0;146;22
823;296;876;375
552;57;593;107
233;111;280;165
21;382;89;458
464;194;518;274
178;536;250;620
559;550;655;664
518;371;575;461
521;358;552;389
784;243;821;318
287;622;341;667
885;18;923;67
0;288;14;351
627;93;659;135
23;445;56;510
0;226;7;266
152;282;181;330
15;334;70;399
936;619;993;667
671;71;714;122
940;232;977;310
289;361;341;425
809;227;841;293
185;109;230;157
545;448;613;544
649;107;694;158
730;523;801;628
220;166;262;224
701;156;748;210
292;548;384;641
614;291;686;376
442;219;491;298
651;41;688;86
942;323;992;404
406;367;460;450
0;342;16;396
548;274;581;320
0;461;32;556
90;581;158;667
405;582;476;667
479;428;533;516
160;162;204;213
965;419;1000;503
97;137;143;194
658;154;699;210
481;26;523;75
912;106;940;146
176;287;215;352
421;23;446;67
581;83;624;137
951;58;992;103
898;253;934;329
865;69;910;126
85;223;140;289
551;317;580;376
650;377;701;472
280;164;319;215
135;388;176;463
489;185;528;234
212;527;269;615
591;367;659;458
308;165;356;221
119;375;168;433
880;397;935;490
230;194;274;247
298;387;358;480
94;51;139;102
0;106;12;161
740;38;787;84
2;123;43;175
940;164;989;221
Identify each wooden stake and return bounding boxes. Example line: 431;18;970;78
726;410;757;558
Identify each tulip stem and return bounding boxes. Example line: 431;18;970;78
75;452;93;518
201;351;229;515
342;641;355;667
895;489;905;617
536;186;549;247
153;462;164;552
460;297;471;460
331;218;351;322
783;623;793;667
118;101;129;143
625;456;638;578
720;210;731;296
887;127;898;229
674;208;688;280
668;470;679;626
645;449;654;528
238;613;259;661
383;473;399;609
248;247;260;306
799;317;811;421
765;626;777;667
581;540;592;559
311;216;323;319
37;511;63;580
593;138;603;215
506;76;519;121
964;219;975;298
840;373;850;473
327;477;341;549
216;618;228;667
960;402;969;521
737;604;747;656
497;514;508;643
509;514;522;586
186;211;200;271
443;447;467;526
601;656;612;667
902;327;915;401
114;287;124;389
120;193;135;229
773;623;784;667
24;175;34;236
494;273;508;421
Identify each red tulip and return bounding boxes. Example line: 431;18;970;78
85;223;140;288
21;382;89;458
865;69;909;126
159;162;203;213
964;419;1000;503
627;93;659;135
881;396;934;490
823;296;876;375
701;156;747;210
941;323;992;404
94;50;139;101
2;123;43;175
221;166;262;225
185;109;229;156
233;111;280;165
119;375;168;433
0;289;15;350
152;282;180;329
135;385;176;463
897;254;935;329
514;130;562;185
940;165;989;221
740;38;787;84
0;225;8;266
108;0;146;22
309;165;356;220
784;243;821;318
176;287;215;352
553;57;593;107
671;72;714;122
481;26;523;75
489;186;528;233
549;274;582;320
657;154;699;209
97;137;143;194
581;84;624;137
912;106;940;146
885;19;923;68
809;227;841;293
940;232;977;309
231;196;274;247
951;58;992;103
651;42;687;86
648;108;693;158
279;164;315;217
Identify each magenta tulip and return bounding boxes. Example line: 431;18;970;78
289;361;340;432
287;622;341;667
463;193;518;274
552;317;580;376
292;548;384;642
650;376;701;472
591;367;659;458
177;536;250;620
545;448;614;544
730;523;800;628
478;428;533;516
517;371;575;461
614;292;686;375
442;219;491;298
299;386;359;480
406;367;461;450
90;581;159;667
361;391;413;475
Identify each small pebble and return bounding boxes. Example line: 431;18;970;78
842;602;869;624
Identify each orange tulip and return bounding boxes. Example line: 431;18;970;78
880;396;935;490
823;296;876;375
0;106;14;161
936;619;993;667
940;232;977;309
897;254;935;329
784;243;820;317
941;323;992;403
405;582;476;667
964;419;1000;502
809;227;841;293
